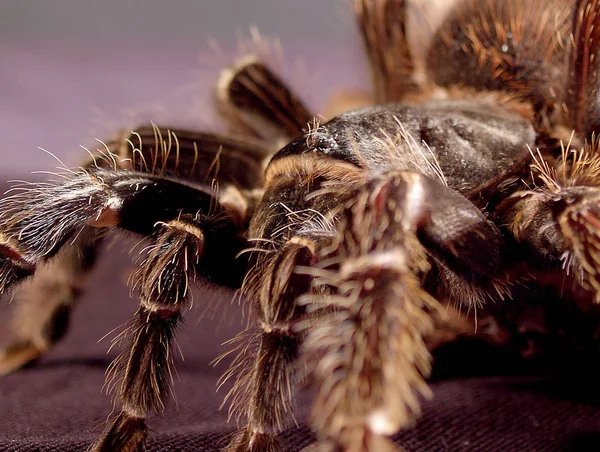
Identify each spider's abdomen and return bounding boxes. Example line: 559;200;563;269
271;100;535;192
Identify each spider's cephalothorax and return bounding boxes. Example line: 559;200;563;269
2;0;600;451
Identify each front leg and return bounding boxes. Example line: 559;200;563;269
302;171;504;451
224;237;318;452
495;145;600;300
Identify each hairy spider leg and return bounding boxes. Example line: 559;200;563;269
0;128;268;375
223;154;364;452
354;0;416;103
493;0;600;302
426;0;572;129
91;212;230;451
209;53;332;452
102;126;270;188
496;144;600;300
0;228;100;374
298;170;504;452
0;168;248;451
216;57;313;146
223;237;320;452
566;0;600;137
321;0;416;118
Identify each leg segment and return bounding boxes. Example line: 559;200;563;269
91;216;204;451
301;171;504;451
496;145;600;300
426;0;572;127
100;125;269;188
224;237;317;452
216;58;315;146
566;0;600;137
354;0;416;103
0;169;246;292
222;156;362;452
0;228;99;374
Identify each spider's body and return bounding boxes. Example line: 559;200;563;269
2;0;600;451
280;101;536;189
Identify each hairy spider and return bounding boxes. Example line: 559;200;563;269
2;0;600;451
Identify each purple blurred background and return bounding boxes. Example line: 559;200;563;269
0;1;369;175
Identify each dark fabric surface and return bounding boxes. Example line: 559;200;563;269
1;242;600;452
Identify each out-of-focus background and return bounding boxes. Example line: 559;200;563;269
0;0;451;173
0;0;363;174
1;0;353;39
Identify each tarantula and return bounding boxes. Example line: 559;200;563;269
2;0;600;450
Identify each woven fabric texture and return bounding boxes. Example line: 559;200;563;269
1;248;600;451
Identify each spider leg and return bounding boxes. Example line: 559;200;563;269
100;126;270;188
223;237;319;452
223;156;363;452
301;171;503;451
90;214;209;451
353;0;416;103
426;0;572;127
0;169;248;449
0;158;113;375
496;144;600;301
566;0;600;137
215;57;344;450
0;167;248;289
216;57;314;146
0;169;247;374
0;228;99;374
0;122;264;374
